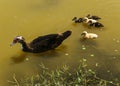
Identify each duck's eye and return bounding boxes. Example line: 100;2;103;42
13;38;19;43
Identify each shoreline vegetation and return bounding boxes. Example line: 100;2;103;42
8;59;120;86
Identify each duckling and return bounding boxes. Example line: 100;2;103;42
72;15;104;28
83;18;104;27
86;14;101;20
83;17;98;23
88;20;104;27
72;17;83;23
81;31;98;39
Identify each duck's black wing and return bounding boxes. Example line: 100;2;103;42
29;31;71;53
29;34;59;51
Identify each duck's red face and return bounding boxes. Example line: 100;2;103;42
10;36;25;46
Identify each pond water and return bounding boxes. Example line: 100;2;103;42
0;0;120;85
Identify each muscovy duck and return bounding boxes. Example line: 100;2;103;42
81;31;98;39
10;30;72;53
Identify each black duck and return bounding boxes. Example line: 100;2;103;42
10;30;72;53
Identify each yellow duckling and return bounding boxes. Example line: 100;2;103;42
81;31;98;39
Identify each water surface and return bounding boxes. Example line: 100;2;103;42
0;0;120;85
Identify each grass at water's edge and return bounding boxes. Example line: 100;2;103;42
8;59;120;86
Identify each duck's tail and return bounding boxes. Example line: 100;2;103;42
61;30;72;40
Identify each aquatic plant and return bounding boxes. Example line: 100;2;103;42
8;59;120;86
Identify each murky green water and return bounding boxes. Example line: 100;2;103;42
0;0;120;85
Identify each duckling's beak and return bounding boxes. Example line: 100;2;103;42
81;33;85;36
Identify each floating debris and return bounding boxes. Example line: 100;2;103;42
116;40;120;43
26;58;29;61
88;69;92;72
113;38;120;43
109;81;113;84
65;53;69;56
107;70;110;73
83;58;87;62
113;57;116;59
113;38;116;41
90;54;94;57
114;49;118;52
82;45;86;50
82;47;86;50
95;63;98;67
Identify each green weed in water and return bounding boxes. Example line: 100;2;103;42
8;59;120;86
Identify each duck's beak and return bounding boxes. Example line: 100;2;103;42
10;42;15;46
58;33;63;36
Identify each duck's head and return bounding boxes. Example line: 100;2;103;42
72;17;77;21
88;20;92;24
10;36;25;46
81;31;87;36
86;14;91;18
83;17;89;23
78;18;84;23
